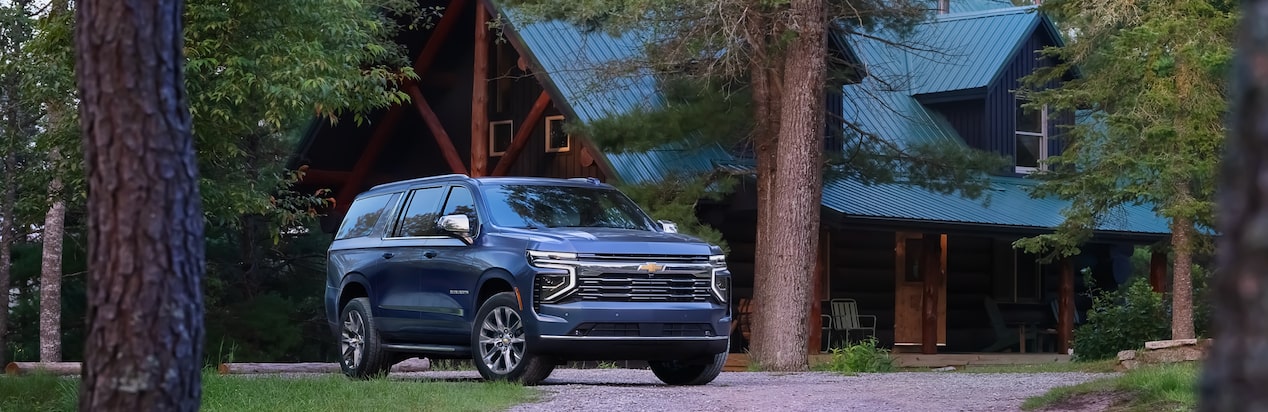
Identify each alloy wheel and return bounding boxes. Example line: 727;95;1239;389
341;310;365;370
477;307;525;374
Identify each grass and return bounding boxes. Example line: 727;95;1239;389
0;372;535;412
1021;363;1198;412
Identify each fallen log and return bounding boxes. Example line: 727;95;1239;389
217;358;431;375
5;362;82;376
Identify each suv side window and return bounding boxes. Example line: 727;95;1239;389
395;186;446;237
441;186;479;235
335;193;395;240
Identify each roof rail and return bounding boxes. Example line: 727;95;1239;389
367;173;469;191
568;177;603;185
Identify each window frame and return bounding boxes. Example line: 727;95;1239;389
544;115;570;153
489;120;514;157
387;185;447;239
1014;102;1049;174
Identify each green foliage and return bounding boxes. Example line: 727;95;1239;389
1022;363;1197;411
815;337;894;374
1072;278;1170;361
1017;0;1233;258
0;373;79;412
3;239;88;363
614;172;735;252
574;78;753;154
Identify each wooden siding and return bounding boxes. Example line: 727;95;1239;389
927;100;985;148
981;26;1066;165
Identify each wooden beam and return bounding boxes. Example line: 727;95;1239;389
405;83;468;175
298;168;350;188
1057;257;1075;354
920;234;943;354
1150;250;1167;293
335;107;404;213
413;0;467;76
470;4;490;177
491;91;551;176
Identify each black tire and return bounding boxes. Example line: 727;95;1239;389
471;292;555;385
338;297;393;379
649;350;727;385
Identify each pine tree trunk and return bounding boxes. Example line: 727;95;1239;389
0;103;16;368
1199;2;1268;408
39;149;66;362
1168;201;1195;340
743;6;783;369
749;0;826;371
76;0;205;410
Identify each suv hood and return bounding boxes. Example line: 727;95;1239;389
503;227;718;256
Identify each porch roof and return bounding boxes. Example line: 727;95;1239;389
821;175;1172;237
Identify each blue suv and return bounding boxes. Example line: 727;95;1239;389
325;175;732;385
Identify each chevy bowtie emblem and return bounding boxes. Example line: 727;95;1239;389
637;262;665;273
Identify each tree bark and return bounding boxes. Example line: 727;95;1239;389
40;148;66;363
750;0;826;371
0;96;16;369
1169;204;1195;340
1199;2;1268;408
76;0;205;410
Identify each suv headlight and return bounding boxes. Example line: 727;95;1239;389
528;250;578;303
710;254;729;303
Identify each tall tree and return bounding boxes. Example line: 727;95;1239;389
1017;0;1233;340
76;0;204;410
0;0;37;367
38;0;73;363
1200;0;1268;408
512;0;984;369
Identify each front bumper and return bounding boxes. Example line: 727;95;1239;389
529;301;731;361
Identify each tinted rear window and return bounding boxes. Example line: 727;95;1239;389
335;193;394;240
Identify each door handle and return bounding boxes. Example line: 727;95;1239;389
423;251;438;259
382;252;394;260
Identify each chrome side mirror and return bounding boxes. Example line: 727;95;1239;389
438;214;473;244
658;220;678;234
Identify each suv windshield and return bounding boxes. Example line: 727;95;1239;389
482;184;657;230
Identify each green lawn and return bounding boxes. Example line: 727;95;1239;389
951;359;1120;374
0;373;534;412
1022;363;1198;412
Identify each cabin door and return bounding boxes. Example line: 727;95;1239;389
892;232;947;350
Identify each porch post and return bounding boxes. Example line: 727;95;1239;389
470;3;489;177
920;234;942;354
1057;257;1075;354
808;229;829;353
1149;250;1168;293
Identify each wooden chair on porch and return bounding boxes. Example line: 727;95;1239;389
981;297;1039;352
822;298;877;349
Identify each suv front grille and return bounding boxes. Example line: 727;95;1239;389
574;272;710;302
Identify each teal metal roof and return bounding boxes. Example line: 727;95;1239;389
850;7;1044;96
499;11;736;184
931;0;1022;14
840;86;961;149
822;175;1171;235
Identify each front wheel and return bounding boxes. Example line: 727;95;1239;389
471;292;555;385
648;351;727;385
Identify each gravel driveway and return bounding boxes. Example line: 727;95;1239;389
405;369;1111;412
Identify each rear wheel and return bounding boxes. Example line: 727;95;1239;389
339;297;393;379
648;351;727;385
471;292;554;385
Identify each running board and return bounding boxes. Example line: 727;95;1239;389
381;343;470;356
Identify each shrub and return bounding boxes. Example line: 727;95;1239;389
817;337;894;374
1072;278;1170;361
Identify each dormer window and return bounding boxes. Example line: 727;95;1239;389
1015;101;1048;173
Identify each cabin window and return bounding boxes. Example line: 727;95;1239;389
1015;101;1048;173
490;120;514;156
545;115;570;153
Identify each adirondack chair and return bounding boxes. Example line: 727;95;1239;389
821;298;877;349
980;297;1039;352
